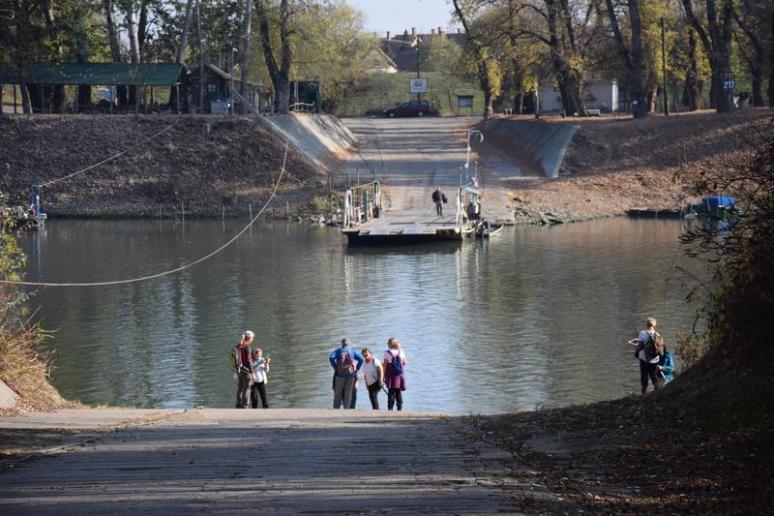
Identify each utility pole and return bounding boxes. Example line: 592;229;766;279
661;17;669;116
416;43;421;103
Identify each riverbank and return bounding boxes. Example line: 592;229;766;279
503;109;774;224
479;355;774;513
0;115;328;217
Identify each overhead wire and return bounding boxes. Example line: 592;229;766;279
39;120;180;188
2;142;290;288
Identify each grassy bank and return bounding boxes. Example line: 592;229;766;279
0;212;71;414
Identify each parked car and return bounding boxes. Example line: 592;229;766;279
384;100;438;117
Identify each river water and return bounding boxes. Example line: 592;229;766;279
19;218;703;414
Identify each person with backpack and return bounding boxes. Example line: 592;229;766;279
432;187;445;216
382;337;407;411
232;331;254;408
634;317;665;394
329;338;364;409
250;347;271;409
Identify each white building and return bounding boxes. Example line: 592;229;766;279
539;79;619;113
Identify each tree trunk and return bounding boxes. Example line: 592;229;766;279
628;0;647;118
685;29;701;110
169;0;195;108
103;0;127;106
682;0;736;113
125;1;140;106
769;12;774;107
76;10;91;109
42;0;66;113
240;0;253;103
176;0;195;64
256;0;292;114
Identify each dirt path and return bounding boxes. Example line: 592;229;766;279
0;408;570;514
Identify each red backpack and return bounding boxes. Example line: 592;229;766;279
336;350;356;375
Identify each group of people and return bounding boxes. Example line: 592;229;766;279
232;331;271;409
231;332;408;411
329;337;407;411
631;317;675;394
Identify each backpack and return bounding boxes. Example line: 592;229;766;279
336;350;356;375
645;332;665;361
390;351;404;375
228;347;239;373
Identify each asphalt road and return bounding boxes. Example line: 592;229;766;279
0;409;568;514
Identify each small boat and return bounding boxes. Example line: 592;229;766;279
471;220;503;239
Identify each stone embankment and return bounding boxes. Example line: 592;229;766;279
0;114;352;218
481;109;773;224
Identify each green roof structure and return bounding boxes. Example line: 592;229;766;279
0;63;183;86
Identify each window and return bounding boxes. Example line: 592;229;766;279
207;83;217;93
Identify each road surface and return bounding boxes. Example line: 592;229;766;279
0;408;569;514
341;117;519;223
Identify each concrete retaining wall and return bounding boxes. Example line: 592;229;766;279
483;119;578;179
259;114;356;172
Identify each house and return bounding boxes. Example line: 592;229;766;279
539;79;619;113
363;48;398;74
185;63;269;114
380;27;466;72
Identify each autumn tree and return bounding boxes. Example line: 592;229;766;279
733;0;771;107
681;0;735;112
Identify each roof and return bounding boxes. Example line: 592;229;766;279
362;48;398;71
381;32;467;72
0;63;183;85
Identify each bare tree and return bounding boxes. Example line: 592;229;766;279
103;0;128;106
256;0;293;114
682;0;735;112
605;0;648;118
240;0;253;101
124;0;140;106
734;0;768;107
41;0;65;112
452;0;497;118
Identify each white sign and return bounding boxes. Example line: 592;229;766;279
410;78;428;94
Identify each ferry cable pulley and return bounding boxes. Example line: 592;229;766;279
2;142;290;288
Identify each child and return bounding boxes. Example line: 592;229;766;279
250;348;271;409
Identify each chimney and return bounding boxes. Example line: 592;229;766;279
438;26;443;35
386;31;392;41
457;27;462;34
411;27;416;37
404;29;409;36
431;28;436;35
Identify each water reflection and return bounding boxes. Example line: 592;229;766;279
19;218;704;413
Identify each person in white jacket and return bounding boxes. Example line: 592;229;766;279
250;347;271;408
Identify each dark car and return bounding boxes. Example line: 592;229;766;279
384;100;437;117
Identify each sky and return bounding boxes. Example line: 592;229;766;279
345;0;460;37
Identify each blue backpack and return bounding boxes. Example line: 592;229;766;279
391;351;404;375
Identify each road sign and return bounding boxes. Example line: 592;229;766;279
410;78;428;94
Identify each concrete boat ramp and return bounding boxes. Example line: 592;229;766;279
0;408;569;514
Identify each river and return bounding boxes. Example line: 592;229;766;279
19;217;703;414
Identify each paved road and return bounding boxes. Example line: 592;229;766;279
342;117;516;222
0;409;568;514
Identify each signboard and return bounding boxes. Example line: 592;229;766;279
410;78;428;94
